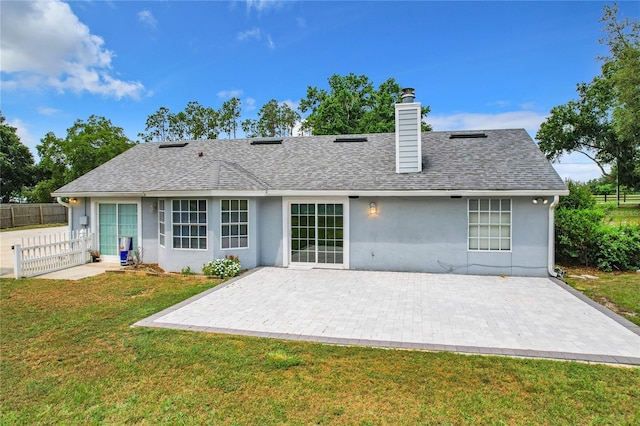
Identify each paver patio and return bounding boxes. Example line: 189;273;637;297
135;267;640;365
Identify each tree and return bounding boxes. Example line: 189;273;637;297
30;116;135;202
0;113;35;202
299;73;431;135
184;101;219;140
220;97;241;139
139;107;171;143
537;4;640;190
241;99;301;137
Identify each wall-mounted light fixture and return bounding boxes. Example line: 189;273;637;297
369;201;377;215
532;197;548;205
69;197;78;204
151;202;158;213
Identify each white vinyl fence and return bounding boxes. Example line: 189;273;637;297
13;230;95;278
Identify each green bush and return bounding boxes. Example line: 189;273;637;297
202;255;241;279
555;208;604;266
592;226;640;271
558;181;596;210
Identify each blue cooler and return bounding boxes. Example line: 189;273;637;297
119;236;133;266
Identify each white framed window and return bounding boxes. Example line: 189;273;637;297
158;200;165;247
172;200;207;250
221;199;248;249
468;199;511;251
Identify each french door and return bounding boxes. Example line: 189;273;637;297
290;202;344;265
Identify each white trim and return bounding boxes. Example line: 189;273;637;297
55;189;569;199
548;196;560;277
282;197;350;269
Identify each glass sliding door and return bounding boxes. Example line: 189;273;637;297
290;202;344;265
98;203;138;256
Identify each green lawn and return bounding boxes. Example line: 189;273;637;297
563;268;640;326
1;274;639;425
600;204;640;227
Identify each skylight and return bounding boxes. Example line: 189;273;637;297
449;133;487;139
251;138;283;145
334;137;368;143
158;142;188;148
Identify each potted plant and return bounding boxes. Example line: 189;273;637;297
89;249;101;262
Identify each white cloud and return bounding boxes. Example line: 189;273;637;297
245;97;256;111
267;35;275;49
428;110;548;137
551;151;609;183
37;106;60;116
0;0;145;99
138;9;157;28
217;89;244;99
7;118;36;156
244;0;284;13
281;99;300;110
238;28;262;41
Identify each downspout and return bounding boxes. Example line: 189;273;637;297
547;195;560;277
56;197;71;232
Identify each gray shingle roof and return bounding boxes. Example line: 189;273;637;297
53;129;567;195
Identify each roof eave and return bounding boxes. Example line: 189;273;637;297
52;189;569;198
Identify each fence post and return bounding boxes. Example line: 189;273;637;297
604;194;607;203
13;244;22;278
39;205;44;224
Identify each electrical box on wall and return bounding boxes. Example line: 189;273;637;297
79;216;89;226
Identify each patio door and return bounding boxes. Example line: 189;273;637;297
290;202;344;266
98;203;138;256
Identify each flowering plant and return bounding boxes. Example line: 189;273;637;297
202;255;241;279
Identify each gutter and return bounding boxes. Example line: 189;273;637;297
56;197;72;232
548;195;560;277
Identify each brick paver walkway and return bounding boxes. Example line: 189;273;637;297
136;267;640;365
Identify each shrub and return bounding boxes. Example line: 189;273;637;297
555;208;604;266
592;226;640;271
202;255;241;279
181;266;195;276
558;181;596;211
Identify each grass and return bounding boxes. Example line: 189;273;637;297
599;203;640;227
2;274;639;425
0;223;67;232
562;267;640;327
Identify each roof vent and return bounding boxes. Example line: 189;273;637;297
251;138;283;145
334;137;368;143
449;133;487;139
159;142;188;148
401;88;415;103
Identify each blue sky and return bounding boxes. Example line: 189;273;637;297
2;0;638;182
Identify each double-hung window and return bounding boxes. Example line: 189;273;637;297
221;199;248;249
172;200;207;250
468;199;511;251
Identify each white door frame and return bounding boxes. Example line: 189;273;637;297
92;198;142;262
282;197;349;269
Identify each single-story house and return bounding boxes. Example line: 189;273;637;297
53;91;568;276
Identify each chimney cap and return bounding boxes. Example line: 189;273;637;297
401;88;415;103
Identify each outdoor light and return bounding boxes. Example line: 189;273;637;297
532;197;548;205
369;202;377;215
69;197;78;204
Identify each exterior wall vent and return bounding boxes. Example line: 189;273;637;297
395;89;422;173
